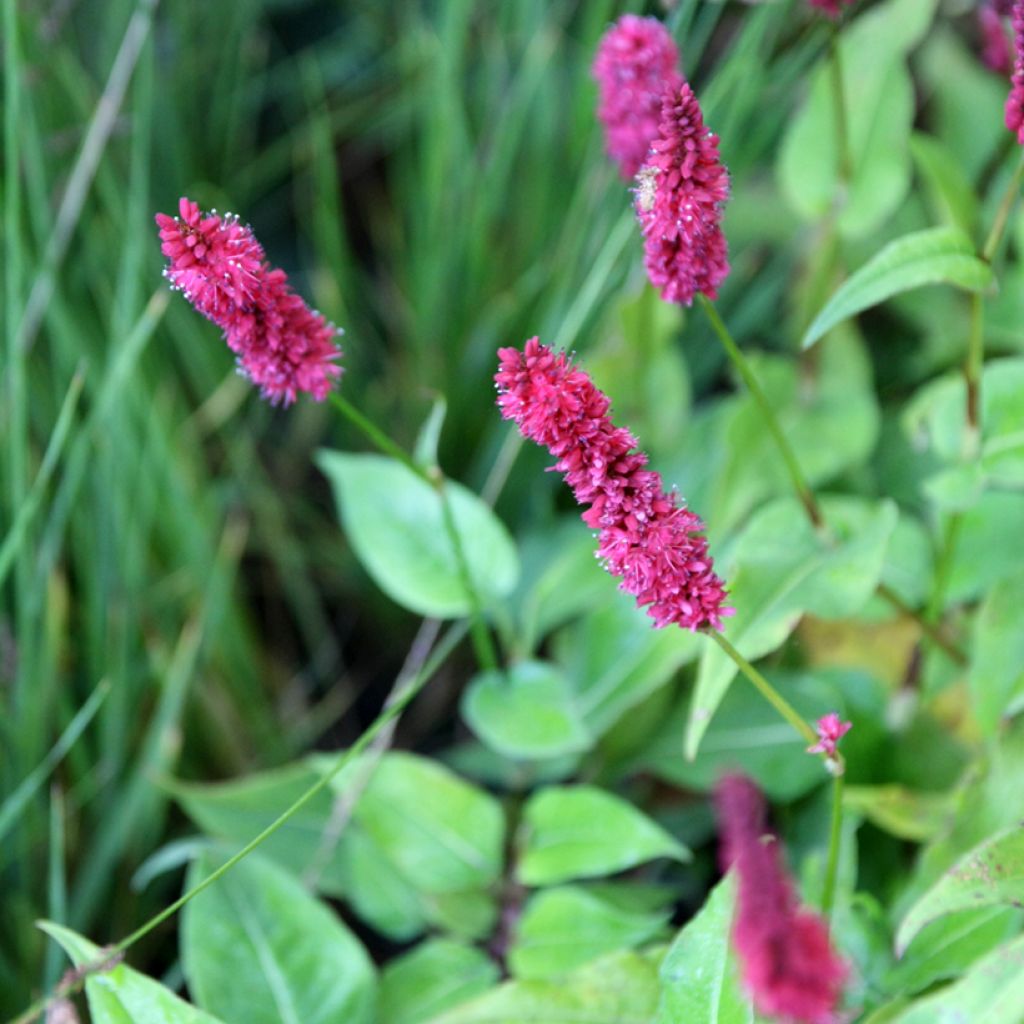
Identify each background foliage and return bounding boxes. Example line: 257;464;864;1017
3;0;1024;1021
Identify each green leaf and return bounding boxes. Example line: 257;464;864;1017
425;950;662;1024
318;451;519;617
380;940;499;1024
778;0;939;238
40;922;226;1024
890;932;1024;1024
346;751;505;894
844;786;956;843
971;570;1024;736
909;134;979;235
946;492;1024;604
461;660;593;759
896;826;1024;954
181;851;376;1024
517;785;689;886
508;885;669;980
886;907;1024;997
686;496;897;759
802;228;994;350
554;596;700;736
655;875;754;1024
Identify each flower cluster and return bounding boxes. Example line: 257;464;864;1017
807;713;852;759
716;775;848;1024
495;338;730;632
155;197;342;405
980;1;1012;75
1006;1;1024;143
635;82;730;306
592;15;683;179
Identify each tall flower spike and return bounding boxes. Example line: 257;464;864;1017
592;15;683;179
635;82;730;306
715;775;848;1024
1006;1;1024;143
980;2;1012;76
495;338;730;632
156;197;342;405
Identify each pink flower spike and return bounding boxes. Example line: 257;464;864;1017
155;197;343;405
592;15;683;179
715;774;848;1024
635;82;730;306
807;713;852;758
1006;1;1024;143
495;338;731;632
980;2;1012;76
808;0;857;17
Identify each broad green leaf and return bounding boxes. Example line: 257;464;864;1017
909;134;978;235
637;673;841;803
778;0;938;238
508;886;669;980
971;570;1024;736
182;851;376;1024
380;940;499;1024
554;596;700;736
461;660;593;759
517;785;689;886
891;932;1024;1024
946;492;1024;604
802;228;994;350
346;751;505;893
40;922;226;1024
886;907;1024;997
686;496;897;759
426;950;662;1024
655;875;753;1024
318;451;519;617
897;826;1024;954
844;786;955;843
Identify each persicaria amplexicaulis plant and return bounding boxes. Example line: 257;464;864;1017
716;775;849;1024
592;15;683;180
156;197;343;405
495;337;730;632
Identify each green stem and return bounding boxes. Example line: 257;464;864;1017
982;151;1024;263
876;583;966;668
12;622;470;1024
964;291;984;451
828;27;853;190
708;631;819;748
821;772;845;921
328;393;498;672
698;295;823;529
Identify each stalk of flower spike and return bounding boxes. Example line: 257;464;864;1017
155;197;342;405
635;80;730;306
495;338;729;632
715;775;848;1024
1007;1;1024;142
592;15;683;180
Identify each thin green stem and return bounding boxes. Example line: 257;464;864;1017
982;151;1024;264
698;295;823;529
12;622;469;1024
876;583;966;668
708;631;819;748
828;27;853;190
821;772;845;921
328;393;498;672
964;291;984;450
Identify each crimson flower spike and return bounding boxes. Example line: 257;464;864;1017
592;15;683;180
715;774;848;1024
808;0;857;16
495;338;730;632
155;197;343;406
635;80;730;306
1007;1;1024;142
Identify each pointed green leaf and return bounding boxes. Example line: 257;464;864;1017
803;227;994;350
318;451;519;617
517;785;689;886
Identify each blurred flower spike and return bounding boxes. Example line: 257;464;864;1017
980;2;1012;76
1006;1;1024;142
155;197;343;405
495;338;730;632
808;0;857;17
807;713;852;760
716;774;848;1024
592;15;682;179
635;81;730;306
